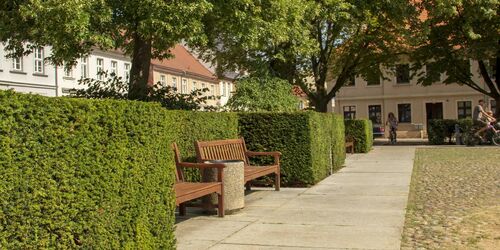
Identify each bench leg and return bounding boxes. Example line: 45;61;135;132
179;203;187;216
275;171;280;191
217;192;224;217
245;182;251;191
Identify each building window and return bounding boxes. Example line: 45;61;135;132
159;75;166;86
491;100;497;114
345;75;355;87
34;48;44;74
222;82;227;96
172;77;177;91
398;103;412;123
368;105;382;125
81;57;89;78
124;63;130;81
182;79;188;94
64;66;73;78
193;81;197;91
110;60;117;75
202;83;206;90
426;63;440;83
298;101;305;110
12;57;22;71
396;64;410;84
343;106;356;120
211;84;215;95
457;101;472;119
366;75;380;86
96;58;104;80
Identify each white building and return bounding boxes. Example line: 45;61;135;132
0;44;131;97
58;49;131;96
0;44;57;96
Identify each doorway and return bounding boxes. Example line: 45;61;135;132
426;102;443;126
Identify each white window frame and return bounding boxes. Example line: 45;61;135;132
96;58;104;80
110;60;117;75
64;65;73;78
160;75;166;86
81;57;89;78
124;63;130;81
33;48;44;74
193;81;197;91
211;84;215;95
172;77;178;92
222;82;227;96
182;79;188;94
12;57;22;71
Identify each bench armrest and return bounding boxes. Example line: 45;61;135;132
246;151;281;165
176;162;225;182
246;151;281;157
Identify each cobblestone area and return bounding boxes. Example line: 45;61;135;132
402;148;500;249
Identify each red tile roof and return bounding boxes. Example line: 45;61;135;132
151;44;218;83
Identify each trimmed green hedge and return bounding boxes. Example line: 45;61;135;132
345;119;373;153
0;90;238;248
238;112;345;186
331;114;346;169
427;119;473;145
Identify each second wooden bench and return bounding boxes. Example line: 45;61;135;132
195;138;281;191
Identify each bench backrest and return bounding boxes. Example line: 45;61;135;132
172;143;185;183
195;138;249;165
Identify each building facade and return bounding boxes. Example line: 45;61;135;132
0;44;131;97
0;44;57;96
58;49;131;96
332;61;496;138
150;45;221;107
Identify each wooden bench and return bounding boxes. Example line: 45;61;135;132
195;138;281;191
345;136;355;154
172;143;225;217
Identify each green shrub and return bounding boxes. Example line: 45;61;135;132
331;114;346;170
427;119;473;145
0;90;238;248
345;119;373;153
238;112;345;186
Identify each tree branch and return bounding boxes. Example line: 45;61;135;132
478;60;500;98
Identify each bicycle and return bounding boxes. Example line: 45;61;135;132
463;121;500;146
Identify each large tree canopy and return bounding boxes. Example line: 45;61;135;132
196;0;416;112
0;0;211;100
226;76;299;112
411;0;500;117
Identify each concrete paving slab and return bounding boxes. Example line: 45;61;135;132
304;183;409;196
210;243;330;250
177;240;218;250
283;194;408;212
175;146;416;249
259;207;404;227
175;219;252;242
320;174;412;186
222;223;401;249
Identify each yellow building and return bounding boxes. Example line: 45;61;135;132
331;61;496;138
149;45;220;107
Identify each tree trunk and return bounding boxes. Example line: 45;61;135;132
310;95;330;112
494;96;500;119
128;34;152;100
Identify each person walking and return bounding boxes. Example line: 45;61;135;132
386;112;398;144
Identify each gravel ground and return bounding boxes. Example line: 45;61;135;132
401;147;500;249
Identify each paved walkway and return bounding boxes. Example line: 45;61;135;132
176;146;416;249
